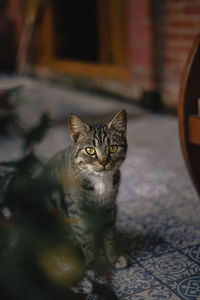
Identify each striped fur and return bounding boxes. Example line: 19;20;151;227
43;110;128;269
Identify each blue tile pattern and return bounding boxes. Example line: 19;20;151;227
140;251;200;284
112;263;160;298
168;276;200;299
182;245;200;264
122;285;181;299
111;116;200;298
119;233;174;262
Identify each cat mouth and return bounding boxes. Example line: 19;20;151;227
93;166;112;174
89;162;114;174
93;168;106;174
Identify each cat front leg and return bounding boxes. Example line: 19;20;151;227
104;228;127;269
68;214;97;267
79;234;97;268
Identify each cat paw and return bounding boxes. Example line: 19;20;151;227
71;276;93;294
85;269;95;280
114;255;128;269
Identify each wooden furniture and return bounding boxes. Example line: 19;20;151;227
178;33;200;195
32;0;131;83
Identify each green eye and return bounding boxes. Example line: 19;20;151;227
109;145;118;153
85;147;96;155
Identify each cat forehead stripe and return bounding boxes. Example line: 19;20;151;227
91;125;108;145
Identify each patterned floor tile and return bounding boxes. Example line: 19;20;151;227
161;224;200;250
116;201;164;235
139;251;200;285
112;263;160;298
158;200;200;231
182;245;200;265
168;275;200;300
2;78;200;300
121;285;181;299
120;234;174;262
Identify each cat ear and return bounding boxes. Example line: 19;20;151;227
68;114;90;142
108;110;127;136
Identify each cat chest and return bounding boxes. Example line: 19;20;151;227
91;176;114;196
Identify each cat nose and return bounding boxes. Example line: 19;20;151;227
99;159;108;167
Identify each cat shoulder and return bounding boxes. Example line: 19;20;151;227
42;148;69;181
113;169;120;186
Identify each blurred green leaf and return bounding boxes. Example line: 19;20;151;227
0;111;119;300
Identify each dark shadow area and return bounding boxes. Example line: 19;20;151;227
0;103;119;299
53;0;99;62
117;232;173;263
0;1;17;72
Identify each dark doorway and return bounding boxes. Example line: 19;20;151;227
53;0;99;62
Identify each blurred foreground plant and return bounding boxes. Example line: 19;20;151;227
0;111;118;299
0;86;23;136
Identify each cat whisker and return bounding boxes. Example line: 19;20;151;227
77;168;91;179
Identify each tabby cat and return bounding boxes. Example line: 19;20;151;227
43;110;128;270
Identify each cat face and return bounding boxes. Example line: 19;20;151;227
68;110;127;175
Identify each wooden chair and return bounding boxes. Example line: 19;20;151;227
179;33;200;196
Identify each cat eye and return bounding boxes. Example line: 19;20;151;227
109;145;118;153
85;147;96;155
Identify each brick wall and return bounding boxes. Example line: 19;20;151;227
126;0;156;97
127;0;200;110
161;0;200;108
2;0;200;111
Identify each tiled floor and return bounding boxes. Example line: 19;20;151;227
1;77;200;299
111;116;200;299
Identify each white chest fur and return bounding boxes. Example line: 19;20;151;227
91;173;113;195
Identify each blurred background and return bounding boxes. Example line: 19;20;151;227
1;0;200;111
1;1;200;299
